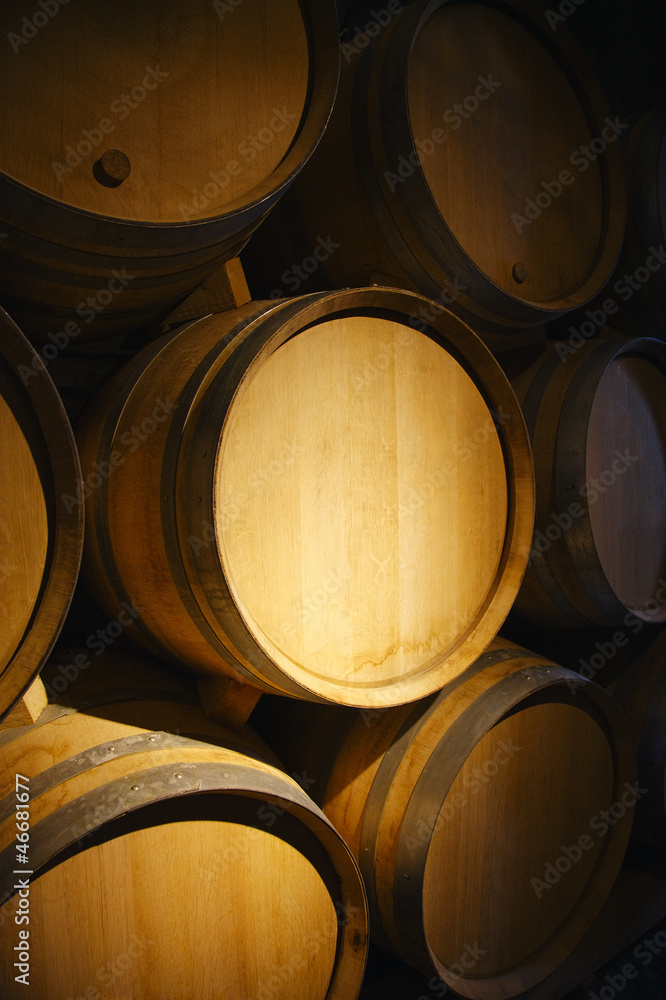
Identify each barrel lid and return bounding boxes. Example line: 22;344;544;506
0;0;328;225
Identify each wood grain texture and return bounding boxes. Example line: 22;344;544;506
0;650;368;1000
512;336;666;628
77;287;535;707
0;308;82;723
252;639;636;998
242;0;625;337
0;0;339;339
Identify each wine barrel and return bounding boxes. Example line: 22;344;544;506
251;639;636;999
0;0;339;341
0;307;82;722
611;625;666;848
511;335;666;628
242;0;625;338
76;286;534;707
0;650;368;1000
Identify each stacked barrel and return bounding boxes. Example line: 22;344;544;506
0;1;664;998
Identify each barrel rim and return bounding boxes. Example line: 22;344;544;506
0;306;83;722
0;0;340;244
184;286;535;706
359;0;626;326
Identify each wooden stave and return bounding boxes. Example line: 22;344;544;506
250;639;636;999
0;650;369;1000
511;335;666;629
0;1;340;341
76;286;535;707
0;307;83;722
243;0;626;336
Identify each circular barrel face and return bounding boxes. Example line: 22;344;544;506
216;314;508;695
407;3;604;303
0;808;338;1000
586;355;666;618
0;392;49;669
0;0;309;222
422;700;615;990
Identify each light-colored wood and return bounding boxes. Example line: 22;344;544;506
243;0;625;338
160;256;253;332
0;676;48;730
0;308;83;723
0;388;49;669
218;315;507;689
0;1;339;339
511;336;666;628
0;651;368;1000
77;286;535;707
255;640;635;998
196;676;262;731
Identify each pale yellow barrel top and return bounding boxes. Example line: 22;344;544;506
0;816;337;999
0;392;48;669
423;700;614;981
408;3;604;302
586;355;666;616
0;0;309;222
217;314;508;694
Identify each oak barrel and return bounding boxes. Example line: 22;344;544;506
511;335;666;628
0;0;339;341
0;650;368;1000
252;639;636;999
243;0;625;337
77;286;534;707
0;307;82;722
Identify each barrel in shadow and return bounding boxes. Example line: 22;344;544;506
243;0;625;339
511;334;666;628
